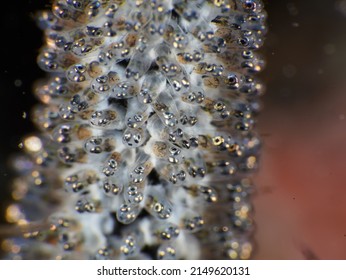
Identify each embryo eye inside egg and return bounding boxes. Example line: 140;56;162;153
3;0;266;260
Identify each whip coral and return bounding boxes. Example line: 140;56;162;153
4;0;266;260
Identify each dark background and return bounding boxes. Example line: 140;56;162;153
0;0;49;224
1;0;346;258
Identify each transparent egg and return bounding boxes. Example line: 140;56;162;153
64;169;98;193
84;136;116;154
102;153;121;177
116;203;141;225
145;193;173;219
66;64;89;83
155;222;180;241
157;243;178;260
122;127;147;147
75;194;100;213
124;185;144;204
57;145;86;164
37;49;62;73
111;82;137;99
102;178;122;196
119;234;140;258
89;109;121;129
182;213;204;233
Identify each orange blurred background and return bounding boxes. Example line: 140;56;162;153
254;0;346;259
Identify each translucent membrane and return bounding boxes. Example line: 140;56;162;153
6;0;266;260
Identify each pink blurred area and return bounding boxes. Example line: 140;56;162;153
251;0;346;259
253;89;346;259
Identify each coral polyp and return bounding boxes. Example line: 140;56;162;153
4;0;266;260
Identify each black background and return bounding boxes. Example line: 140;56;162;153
0;0;48;222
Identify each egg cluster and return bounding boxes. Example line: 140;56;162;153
5;0;266;259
